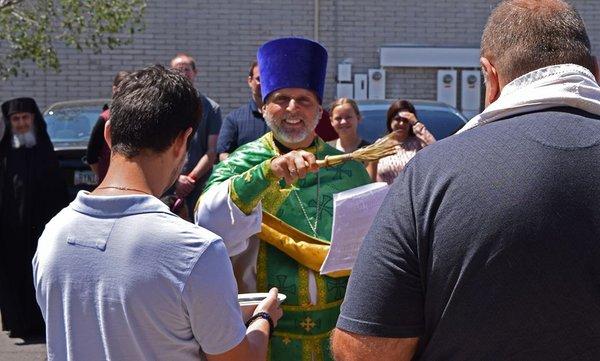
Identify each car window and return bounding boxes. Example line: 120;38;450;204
417;109;466;139
45;105;105;144
358;109;388;143
357;105;466;143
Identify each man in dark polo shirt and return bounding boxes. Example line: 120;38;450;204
332;1;600;360
217;61;268;161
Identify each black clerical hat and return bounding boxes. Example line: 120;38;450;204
1;97;40;118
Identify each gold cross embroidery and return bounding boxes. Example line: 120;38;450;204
282;336;291;345
300;316;316;332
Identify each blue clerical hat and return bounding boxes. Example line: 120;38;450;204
257;37;328;104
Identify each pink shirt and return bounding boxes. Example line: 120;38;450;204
376;122;435;184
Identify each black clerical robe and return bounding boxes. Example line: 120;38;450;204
0;98;68;338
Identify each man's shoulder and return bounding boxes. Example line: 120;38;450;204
159;212;221;241
453;107;600;146
409;107;600;179
199;93;220;111
42;205;74;233
408;119;512;169
43;194;221;247
224;103;250;122
121;206;224;254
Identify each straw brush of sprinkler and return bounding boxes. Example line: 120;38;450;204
316;131;400;168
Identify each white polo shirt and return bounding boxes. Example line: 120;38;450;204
33;192;245;361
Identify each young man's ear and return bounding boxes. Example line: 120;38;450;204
480;57;501;107
104;121;112;148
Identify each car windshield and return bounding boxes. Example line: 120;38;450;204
44;103;106;146
357;104;466;143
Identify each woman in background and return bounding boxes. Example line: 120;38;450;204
376;99;435;184
329;98;376;180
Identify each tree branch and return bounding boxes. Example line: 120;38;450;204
0;0;23;11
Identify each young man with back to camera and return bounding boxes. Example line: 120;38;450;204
34;65;282;361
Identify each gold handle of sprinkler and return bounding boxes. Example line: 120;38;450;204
315;154;353;168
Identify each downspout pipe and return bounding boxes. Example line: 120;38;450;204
314;0;319;41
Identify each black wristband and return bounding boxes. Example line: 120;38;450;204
245;311;274;338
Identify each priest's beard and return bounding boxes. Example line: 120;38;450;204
12;129;37;149
263;109;319;145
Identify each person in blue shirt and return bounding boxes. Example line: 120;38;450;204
170;53;222;215
217;61;268;161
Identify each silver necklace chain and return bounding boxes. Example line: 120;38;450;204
292;146;321;237
293;170;320;237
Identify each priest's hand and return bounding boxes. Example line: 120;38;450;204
270;150;319;185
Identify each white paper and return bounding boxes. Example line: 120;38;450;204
320;182;390;275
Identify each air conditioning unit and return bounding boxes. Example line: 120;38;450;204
436;70;457;108
368;69;385;100
354;74;367;100
337;83;353;99
337;63;352;82
461;70;482;120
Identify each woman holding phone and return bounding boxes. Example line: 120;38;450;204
377;99;436;184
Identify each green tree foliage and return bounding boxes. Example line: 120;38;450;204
0;0;146;79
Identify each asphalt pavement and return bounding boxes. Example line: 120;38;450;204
0;315;46;361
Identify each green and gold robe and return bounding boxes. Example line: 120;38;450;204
199;132;370;361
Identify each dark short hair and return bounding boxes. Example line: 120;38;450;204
113;71;130;88
110;65;201;158
386;99;417;134
249;60;258;78
481;0;594;83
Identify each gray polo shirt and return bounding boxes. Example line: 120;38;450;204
34;192;245;360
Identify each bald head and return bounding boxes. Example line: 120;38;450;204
481;0;594;84
170;53;198;84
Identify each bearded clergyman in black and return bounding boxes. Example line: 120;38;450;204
0;97;68;338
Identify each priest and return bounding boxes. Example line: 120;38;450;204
196;38;371;361
0;98;68;338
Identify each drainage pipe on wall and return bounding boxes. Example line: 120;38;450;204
314;0;320;41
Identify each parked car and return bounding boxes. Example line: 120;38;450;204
44;99;109;199
356;99;468;142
